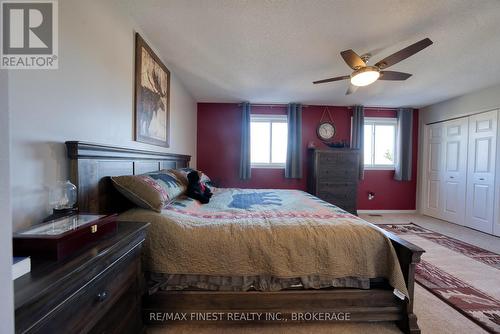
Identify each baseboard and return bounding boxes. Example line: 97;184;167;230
357;210;417;214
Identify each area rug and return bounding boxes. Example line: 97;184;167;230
379;223;500;333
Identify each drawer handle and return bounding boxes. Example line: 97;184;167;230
97;291;108;302
479;178;485;181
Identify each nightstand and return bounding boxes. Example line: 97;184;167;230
14;221;149;334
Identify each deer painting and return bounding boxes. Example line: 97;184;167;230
135;33;170;147
139;68;167;137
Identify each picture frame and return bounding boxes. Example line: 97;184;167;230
134;33;170;147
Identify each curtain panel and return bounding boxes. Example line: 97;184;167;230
285;103;303;178
239;102;251;180
394;108;413;181
351;105;365;180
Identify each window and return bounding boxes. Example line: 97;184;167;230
250;114;288;168
363;118;397;169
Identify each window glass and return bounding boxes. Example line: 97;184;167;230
250;121;270;164
363;118;397;168
374;125;395;165
364;124;373;165
271;122;288;163
250;115;288;167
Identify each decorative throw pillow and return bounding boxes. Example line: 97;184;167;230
171;168;213;187
111;170;186;212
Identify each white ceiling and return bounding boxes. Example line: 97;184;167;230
123;0;500;108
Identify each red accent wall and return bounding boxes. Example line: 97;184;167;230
358;108;419;210
197;103;418;210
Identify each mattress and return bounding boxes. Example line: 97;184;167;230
118;188;408;297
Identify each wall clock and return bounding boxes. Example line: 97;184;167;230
317;122;336;141
317;108;336;141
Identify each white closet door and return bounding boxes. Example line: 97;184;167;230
441;118;468;225
423;123;444;218
494;111;500;236
465;110;498;233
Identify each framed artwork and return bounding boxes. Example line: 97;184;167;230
134;33;170;147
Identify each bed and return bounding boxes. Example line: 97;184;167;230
66;141;424;334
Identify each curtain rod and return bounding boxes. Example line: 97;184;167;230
347;106;400;110
236;104;409;110
238;103;310;108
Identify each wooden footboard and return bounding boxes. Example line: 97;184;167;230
143;227;425;334
377;225;425;334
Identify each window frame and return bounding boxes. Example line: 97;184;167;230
250;114;288;168
363;117;397;170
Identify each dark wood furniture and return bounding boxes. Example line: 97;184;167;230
14;221;149;334
66;141;191;214
13;214;118;261
67;141;424;334
308;148;360;215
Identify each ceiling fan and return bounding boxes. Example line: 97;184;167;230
313;38;433;95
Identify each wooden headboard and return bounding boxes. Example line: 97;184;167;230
66;141;191;214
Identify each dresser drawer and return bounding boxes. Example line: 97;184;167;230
318;183;357;213
28;245;141;334
318;183;357;199
318;167;358;183
89;287;141;334
339;206;357;215
318;152;358;167
321;198;356;215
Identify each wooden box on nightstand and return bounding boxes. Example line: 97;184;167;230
13;214;118;261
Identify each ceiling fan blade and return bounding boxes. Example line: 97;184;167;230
374;38;433;69
379;71;412;80
346;83;358;95
340;50;366;70
313;75;350;84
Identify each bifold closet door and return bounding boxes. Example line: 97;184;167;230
495;110;500;237
441;118;468;225
465;110;498;233
423;123;444;218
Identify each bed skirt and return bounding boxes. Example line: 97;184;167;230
147;272;373;294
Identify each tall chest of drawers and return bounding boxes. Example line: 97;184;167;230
307;149;360;215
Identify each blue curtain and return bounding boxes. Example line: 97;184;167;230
394;108;413;181
351;105;365;180
239;102;251;180
285;103;302;178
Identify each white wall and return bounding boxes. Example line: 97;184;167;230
0;69;14;332
9;0;197;230
417;83;500;213
420;83;500;124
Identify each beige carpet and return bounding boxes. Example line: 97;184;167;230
414;284;487;334
147;214;493;334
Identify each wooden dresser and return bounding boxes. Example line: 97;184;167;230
15;221;149;334
307;148;360;215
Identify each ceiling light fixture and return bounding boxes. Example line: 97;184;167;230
313;38;433;95
350;66;380;87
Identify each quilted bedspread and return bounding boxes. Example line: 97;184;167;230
118;188;408;297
